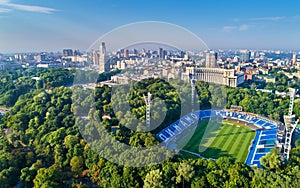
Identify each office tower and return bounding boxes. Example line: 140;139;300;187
159;48;164;59
99;42;110;73
240;50;251;62
63;49;73;57
124;49;129;59
205;51;217;67
40;52;47;61
250;51;255;59
163;50;167;59
180;51;185;58
90;50;99;65
74;50;80;56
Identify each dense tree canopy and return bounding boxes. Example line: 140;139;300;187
0;68;299;187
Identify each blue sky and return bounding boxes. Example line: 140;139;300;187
0;0;300;53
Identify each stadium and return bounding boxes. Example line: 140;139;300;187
157;109;286;168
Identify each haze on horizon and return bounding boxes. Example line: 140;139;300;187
1;0;300;53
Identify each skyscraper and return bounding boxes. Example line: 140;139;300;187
159;48;164;59
90;50;99;66
99;42;110;73
293;53;297;65
124;49;129;59
205;51;217;67
240;50;251;62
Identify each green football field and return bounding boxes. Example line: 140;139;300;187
180;119;256;162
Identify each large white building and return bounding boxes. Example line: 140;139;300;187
182;67;244;87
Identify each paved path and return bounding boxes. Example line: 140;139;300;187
180;149;207;159
0;107;10;115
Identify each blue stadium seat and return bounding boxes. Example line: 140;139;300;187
157;110;278;169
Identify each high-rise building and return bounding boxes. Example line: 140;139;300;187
74;50;80;56
205;51;217;67
40;52;47;62
124;49;129;59
184;52;189;60
164;50;168;59
63;49;73;57
99;42;110;73
159;48;164;59
240;50;251;62
180;51;185;58
293;53;297;65
90;50;99;65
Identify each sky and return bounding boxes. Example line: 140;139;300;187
0;0;300;53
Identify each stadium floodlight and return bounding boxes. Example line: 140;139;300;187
190;75;196;112
143;92;152;131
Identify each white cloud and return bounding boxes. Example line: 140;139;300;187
223;24;253;32
249;16;285;21
0;0;10;4
223;26;237;32
0;0;56;14
234;16;287;23
7;3;56;14
0;7;10;12
222;24;263;32
239;24;250;31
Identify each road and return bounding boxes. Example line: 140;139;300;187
0;107;10;115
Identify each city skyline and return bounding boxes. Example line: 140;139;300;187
1;0;300;53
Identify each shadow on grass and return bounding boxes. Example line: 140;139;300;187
200;147;234;160
180;147;234;161
215;130;255;137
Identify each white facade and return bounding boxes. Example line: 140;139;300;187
182;67;244;87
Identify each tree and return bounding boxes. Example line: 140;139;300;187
20;167;37;187
143;169;164;188
33;165;63;187
296;139;300;148
0;167;19;187
176;162;195;185
260;148;283;171
251;83;257;90
70;156;84;177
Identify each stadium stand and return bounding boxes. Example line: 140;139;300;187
156;109;280;168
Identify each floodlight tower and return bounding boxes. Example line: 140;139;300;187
283;88;298;159
143;92;152;130
191;75;197;112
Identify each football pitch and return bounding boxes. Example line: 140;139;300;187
179;119;256;162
